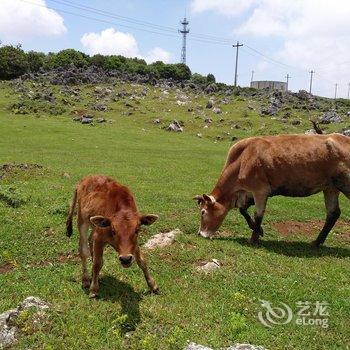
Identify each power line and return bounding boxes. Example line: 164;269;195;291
20;0;232;46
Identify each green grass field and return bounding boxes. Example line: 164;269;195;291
0;80;349;349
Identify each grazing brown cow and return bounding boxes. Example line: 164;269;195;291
194;134;350;246
66;175;159;297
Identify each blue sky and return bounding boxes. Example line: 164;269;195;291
2;0;350;98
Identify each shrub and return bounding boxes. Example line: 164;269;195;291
27;51;46;72
0;45;28;79
50;49;89;68
206;73;216;83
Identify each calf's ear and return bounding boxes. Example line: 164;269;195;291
203;194;216;205
140;214;159;226
193;195;204;205
90;216;111;228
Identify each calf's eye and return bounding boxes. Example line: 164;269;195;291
201;209;206;216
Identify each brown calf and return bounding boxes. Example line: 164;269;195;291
195;133;350;246
66;175;159;297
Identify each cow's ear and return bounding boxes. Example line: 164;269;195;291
193;195;204;205
140;214;159;226
203;194;216;205
90;216;111;228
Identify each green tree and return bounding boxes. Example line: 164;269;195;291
206;73;216;83
90;54;106;68
191;73;207;84
27;51;46;72
51;49;89;68
0;45;28;79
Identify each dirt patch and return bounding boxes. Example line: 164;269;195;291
0;163;43;180
34;252;79;267
0;263;15;274
0;252;79;274
272;220;350;242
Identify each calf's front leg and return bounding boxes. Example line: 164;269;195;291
89;241;104;298
135;247;159;294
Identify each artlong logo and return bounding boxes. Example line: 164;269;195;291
258;300;330;329
258;300;293;328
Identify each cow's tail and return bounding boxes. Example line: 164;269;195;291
66;188;77;237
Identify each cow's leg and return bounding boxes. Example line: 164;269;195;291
78;214;91;289
250;192;268;244
239;198;256;232
135;247;159;294
89;241;104;298
312;188;340;247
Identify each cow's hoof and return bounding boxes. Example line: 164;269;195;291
82;277;91;289
311;240;321;247
249;237;260;245
151;286;160;294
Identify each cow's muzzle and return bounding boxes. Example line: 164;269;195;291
119;255;133;268
197;230;212;238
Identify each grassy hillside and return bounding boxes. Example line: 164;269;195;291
0;79;349;350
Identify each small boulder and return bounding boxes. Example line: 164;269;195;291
167;120;183;132
319;111;342;124
212;107;222;114
144;229;181;249
196;259;221;273
206;100;214;109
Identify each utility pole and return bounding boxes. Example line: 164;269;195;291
233;41;243;87
309;70;315;94
334;83;338;100
347;83;350;99
250;70;254;84
179;17;189;64
285;74;291;91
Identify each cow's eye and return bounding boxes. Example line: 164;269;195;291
201;209;206;216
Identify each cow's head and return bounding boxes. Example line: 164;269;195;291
194;194;228;238
90;213;158;268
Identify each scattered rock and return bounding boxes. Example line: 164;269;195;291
261;105;279;116
342;129;350;137
206;100;214;109
96;117;106;123
153;118;161;124
319;110;342;124
62;172;70;178
305;129;317;135
167;120;183;132
291;119;301;126
81;116;93;124
92;104;107;112
197;133;203;138
212;107;222;114
295;90;313;101
184;343;266;350
196;259;221;273
144;229;181;249
0;297;50;349
204;118;212;124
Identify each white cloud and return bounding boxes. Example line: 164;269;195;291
0;0;66;41
81;28;139;57
144;47;171;64
81;28;171;63
191;0;255;17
